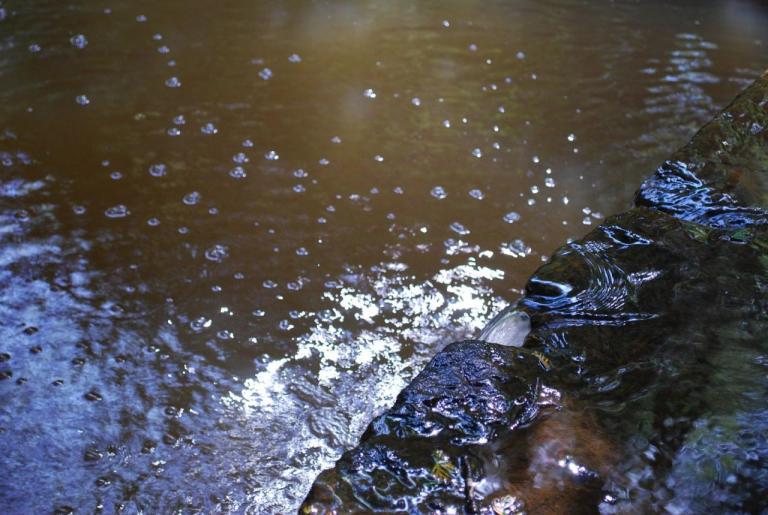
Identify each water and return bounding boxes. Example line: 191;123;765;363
0;0;766;512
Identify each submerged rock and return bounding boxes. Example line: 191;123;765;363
301;71;768;513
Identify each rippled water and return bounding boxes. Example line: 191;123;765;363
0;1;766;512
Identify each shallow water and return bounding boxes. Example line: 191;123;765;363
0;0;766;512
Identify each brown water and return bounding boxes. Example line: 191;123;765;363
0;0;766;512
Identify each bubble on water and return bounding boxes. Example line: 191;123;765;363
472;148;483;158
173;115;186;125
430;186;447;199
229;166;247;179
318;158;329;166
293;169;307;178
450;222;470;235
205;244;229;262
201;122;218;135
503;211;521;223
530;185;539;194
296;247;308;256
153;34;163;41
165;76;181;88
363;88;376;99
532;155;540;164
73;205;86;215
527;198;536;206
70;34;88;49
264;150;279;161
28;44;41;53
209;207;218;215
592;212;604;220
158;46;170;54
293;184;305;193
582;207;592;215
330;136;342;144
148;163;167;177
563;196;569;205
167;127;181;136
545;177;555;188
109;171;122;180
373;155;384;162
393;186;404;194
75;95;90;106
411;97;421;107
263;280;277;289
442;20;450;27
288;53;301;63
516;51;526;60
567;133;575;142
317;217;326;224
105;205;129;218
500;239;531;258
443;120;451;128
233;152;249;164
183;191;201;205
582;216;592;225
241;139;254;148
278;320;294;331
147;217;160;226
468;43;478;51
190;317;212;332
258;68;273;80
252;309;266;317
136;14;147;22
178;226;189;234
469;189;484;200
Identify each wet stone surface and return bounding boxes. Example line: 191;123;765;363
301;75;768;512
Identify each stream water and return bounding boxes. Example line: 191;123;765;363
0;1;767;513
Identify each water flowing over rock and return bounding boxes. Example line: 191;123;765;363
300;71;768;513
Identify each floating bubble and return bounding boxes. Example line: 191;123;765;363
472;148;483;158
70;34;88;49
75;95;90;106
183;191;201;205
265;150;279;161
430;186;447;199
148;163;167;177
503;211;521;223
165;76;181;88
449;222;470;235
201;122;218;135
259;68;273;80
229;166;247;179
469;189;485;200
288;53;301;63
363;88;376;99
411;97;421;107
205;244;229;262
373;155;384;162
233;152;249;164
105;205;129;218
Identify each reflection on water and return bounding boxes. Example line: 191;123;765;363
0;0;766;512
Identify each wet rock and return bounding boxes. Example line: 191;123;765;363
301;72;768;513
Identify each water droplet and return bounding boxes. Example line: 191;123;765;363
442;120;451;128
582;216;592;225
105;205;129;218
411;97;421;107
527;198;536;206
157;45;170;54
516;51;526;60
442;20;450;27
567;133;575;142
503;211;521;223
201;122;218;135
373;154;384;162
263;150;279;161
330;136;342;144
293;169;307;178
296;247;308;256
183;191;201;205
167;127;181;136
205;244;229;262
109;171;122;180
136;14;147;22
293;184;305;193
70;34;88;49
545;177;555;188
288;53;301;63
430;186;447;199
149;163;167;177
73;205;86;215
75;95;90;106
468;43;478;51
532;155;540;164
232;152;249;164
472;148;483;158
530;185;539;194
147;217;160;226
263;280;277;289
363;88;376;99
28;43;41;53
259;68;273;80
242;139;254;147
318;158;329;166
173;115;186;125
165;76;181;88
190;316;212;332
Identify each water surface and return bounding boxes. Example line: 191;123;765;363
0;0;766;512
